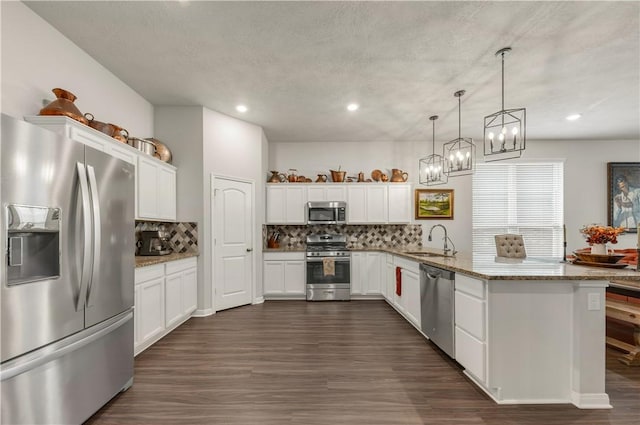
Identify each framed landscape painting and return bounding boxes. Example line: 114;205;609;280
415;189;454;219
608;162;640;232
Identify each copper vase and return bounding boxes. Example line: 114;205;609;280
39;88;89;125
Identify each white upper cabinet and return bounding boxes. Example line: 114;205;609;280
137;156;177;221
25;116;177;222
266;185;307;224
388;184;412;223
266;183;410;225
307;185;347;202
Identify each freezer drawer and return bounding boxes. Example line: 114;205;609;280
1;311;134;425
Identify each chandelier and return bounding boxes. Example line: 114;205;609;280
444;90;475;176
419;115;448;186
483;47;526;161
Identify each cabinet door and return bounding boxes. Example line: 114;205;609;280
402;269;421;328
263;261;285;294
388;185;411;223
386;262;396;303
284;261;305;294
365;252;382;294
366;186;388;223
157;165;176;220
455;327;486;382
284;186;307;224
326;186;347;202
307;186;326;202
347;186;367;223
350;252;364;294
137;277;165;345
165;273;183;328
266;186;286;224
137;157;158;219
182;268;198;315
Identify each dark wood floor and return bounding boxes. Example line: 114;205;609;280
86;301;640;425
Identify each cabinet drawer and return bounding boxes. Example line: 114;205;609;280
455;291;485;341
455;274;486;300
394;256;420;274
165;257;197;275
135;264;164;284
455;326;486;383
263;252;305;261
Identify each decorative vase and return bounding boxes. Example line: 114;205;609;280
590;243;608;255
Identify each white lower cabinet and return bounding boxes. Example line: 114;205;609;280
351;251;384;296
383;255;421;329
454;273;488;383
134;257;198;355
263;252;306;297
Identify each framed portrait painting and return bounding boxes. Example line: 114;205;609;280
607;162;640;232
415;189;454;219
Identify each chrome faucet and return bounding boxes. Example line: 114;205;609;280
427;224;457;256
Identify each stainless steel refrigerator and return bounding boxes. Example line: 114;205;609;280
0;114;135;424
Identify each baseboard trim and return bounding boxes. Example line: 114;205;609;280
570;391;612;409
253;296;265;304
191;308;214;317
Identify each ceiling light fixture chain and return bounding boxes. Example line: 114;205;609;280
443;89;475;177
483;46;526;162
419;115;448;186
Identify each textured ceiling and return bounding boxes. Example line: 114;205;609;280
24;1;640;144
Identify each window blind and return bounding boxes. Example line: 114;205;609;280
472;162;564;260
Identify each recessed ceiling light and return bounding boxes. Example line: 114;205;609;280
347;103;359;112
566;113;581;121
236;105;248;113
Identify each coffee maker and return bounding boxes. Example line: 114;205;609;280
139;230;172;256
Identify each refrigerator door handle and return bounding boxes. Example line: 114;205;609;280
76;162;92;312
86;165;101;308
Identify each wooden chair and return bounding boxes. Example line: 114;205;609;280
494;234;527;258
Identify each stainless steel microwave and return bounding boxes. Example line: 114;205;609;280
306;201;347;224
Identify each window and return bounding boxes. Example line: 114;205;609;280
472;162;564;260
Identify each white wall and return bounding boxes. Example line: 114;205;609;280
270;138;639;255
1;1;153;136
203;108;266;307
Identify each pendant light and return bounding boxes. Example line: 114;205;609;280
419;115;448;186
483;47;526;161
443;90;475;177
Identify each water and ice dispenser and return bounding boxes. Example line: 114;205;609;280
6;205;60;285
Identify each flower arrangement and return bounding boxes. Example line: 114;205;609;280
579;224;624;245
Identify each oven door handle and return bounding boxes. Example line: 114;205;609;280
306;257;351;262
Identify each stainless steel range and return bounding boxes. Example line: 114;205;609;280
306;234;351;301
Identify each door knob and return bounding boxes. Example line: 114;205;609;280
246;248;253;252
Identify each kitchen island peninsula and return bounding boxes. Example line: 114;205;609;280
388;249;640;409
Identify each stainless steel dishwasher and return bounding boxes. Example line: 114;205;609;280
420;263;455;358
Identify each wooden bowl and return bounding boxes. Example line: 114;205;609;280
573;250;626;264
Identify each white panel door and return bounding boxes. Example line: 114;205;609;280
214;177;253;311
402;269;421;328
365;252;382;294
284;186;307;224
326;186;347;202
351;252;364;294
138;277;165;344
284;261;306;294
266;186;286;223
182;268;198;315
263;261;285;294
307;186;326;202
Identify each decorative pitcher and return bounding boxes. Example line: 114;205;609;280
390;169;408;182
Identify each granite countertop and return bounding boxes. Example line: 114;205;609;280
262;244;640;280
385;247;640;281
135;251;199;268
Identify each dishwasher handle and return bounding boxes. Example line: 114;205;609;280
420;263;455;281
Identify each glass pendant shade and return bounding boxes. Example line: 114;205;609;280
483;47;527;161
419;115;448;186
444;90;475;177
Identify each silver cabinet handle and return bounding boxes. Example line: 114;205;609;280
86;165;101;308
246;248;253;252
76;163;91;312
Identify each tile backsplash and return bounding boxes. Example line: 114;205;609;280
264;224;422;249
135;221;198;254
